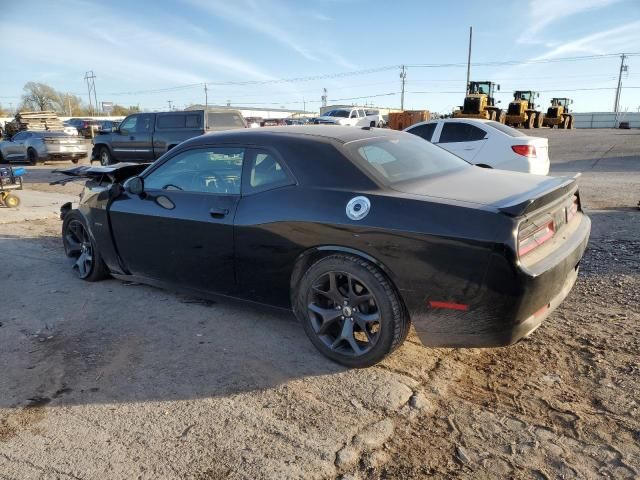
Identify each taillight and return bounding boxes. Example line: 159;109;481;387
511;145;537;157
567;195;579;222
518;220;555;257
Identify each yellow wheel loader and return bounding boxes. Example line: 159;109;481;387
505;91;544;129
453;81;505;123
542;98;574;129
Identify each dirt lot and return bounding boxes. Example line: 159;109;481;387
0;129;638;479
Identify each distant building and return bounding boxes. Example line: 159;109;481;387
186;104;311;119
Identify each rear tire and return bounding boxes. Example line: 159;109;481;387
560;116;569;129
568;116;574;129
294;254;409;367
535;113;544;128
27;148;38;165
99;146;112;166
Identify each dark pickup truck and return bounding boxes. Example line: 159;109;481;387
91;109;245;165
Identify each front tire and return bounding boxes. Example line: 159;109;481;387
294;254;409;367
4;194;20;208
62;211;109;281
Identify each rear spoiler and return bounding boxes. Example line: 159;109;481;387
498;173;580;217
50;162;150;186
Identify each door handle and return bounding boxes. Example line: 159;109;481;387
209;207;229;218
463;146;475;150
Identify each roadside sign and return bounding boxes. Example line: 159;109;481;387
102;102;113;113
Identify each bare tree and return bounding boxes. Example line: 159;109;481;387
21;82;60;111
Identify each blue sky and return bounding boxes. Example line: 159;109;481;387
1;0;639;113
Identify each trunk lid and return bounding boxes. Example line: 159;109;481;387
393;166;578;217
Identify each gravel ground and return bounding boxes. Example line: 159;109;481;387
0;129;638;479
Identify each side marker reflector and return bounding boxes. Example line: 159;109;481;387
534;304;550;318
429;301;469;311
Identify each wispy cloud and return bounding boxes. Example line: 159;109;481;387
531;20;640;60
518;0;622;44
185;0;355;69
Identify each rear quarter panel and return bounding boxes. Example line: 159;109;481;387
234;186;514;310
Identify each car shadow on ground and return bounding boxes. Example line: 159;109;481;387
0;233;345;410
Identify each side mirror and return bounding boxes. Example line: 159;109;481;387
497;84;501;91
497;100;502;104
124;176;144;195
119;128;127;136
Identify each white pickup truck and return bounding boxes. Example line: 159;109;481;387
314;108;384;127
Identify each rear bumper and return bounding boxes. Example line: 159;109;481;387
409;214;590;347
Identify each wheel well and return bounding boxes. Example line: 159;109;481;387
289;247;407;314
167;144;177;151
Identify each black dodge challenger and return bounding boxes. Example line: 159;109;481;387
56;126;590;367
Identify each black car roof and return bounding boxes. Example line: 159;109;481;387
191;125;403;145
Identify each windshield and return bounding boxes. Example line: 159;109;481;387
345;134;470;185
486;121;527;137
325;110;349;118
207;112;245;128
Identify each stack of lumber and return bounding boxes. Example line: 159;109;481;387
387;110;431;131
15;111;64;132
5;111;65;136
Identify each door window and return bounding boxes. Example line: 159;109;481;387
407;123;436;141
144;147;244;194
119;116;137;132
246;150;291;192
350;110;358;118
439;123;487;143
12;132;27;141
134;114;154;133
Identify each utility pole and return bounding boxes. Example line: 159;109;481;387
168;100;173;111
67;93;72;116
303;97;306;112
321;88;327;108
466;26;473;94
84;71;97;115
613;54;628;113
204;83;208;129
400;65;407;110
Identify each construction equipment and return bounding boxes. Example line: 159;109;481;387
542;98;574;129
505;91;544;129
454;81;505;123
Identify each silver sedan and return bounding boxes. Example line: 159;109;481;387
0;131;89;164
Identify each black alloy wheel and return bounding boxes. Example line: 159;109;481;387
64;219;94;279
307;271;381;357
296;254;409;367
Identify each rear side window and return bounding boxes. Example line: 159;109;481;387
246;150;291;192
486;121;527;137
407;123;436;142
157;114;185;129
207;112;245;128
439;123;487;143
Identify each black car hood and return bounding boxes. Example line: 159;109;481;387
393;166;578;216
51;162;150;185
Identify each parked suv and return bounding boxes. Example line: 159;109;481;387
91;109;245;165
68;118;101;138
